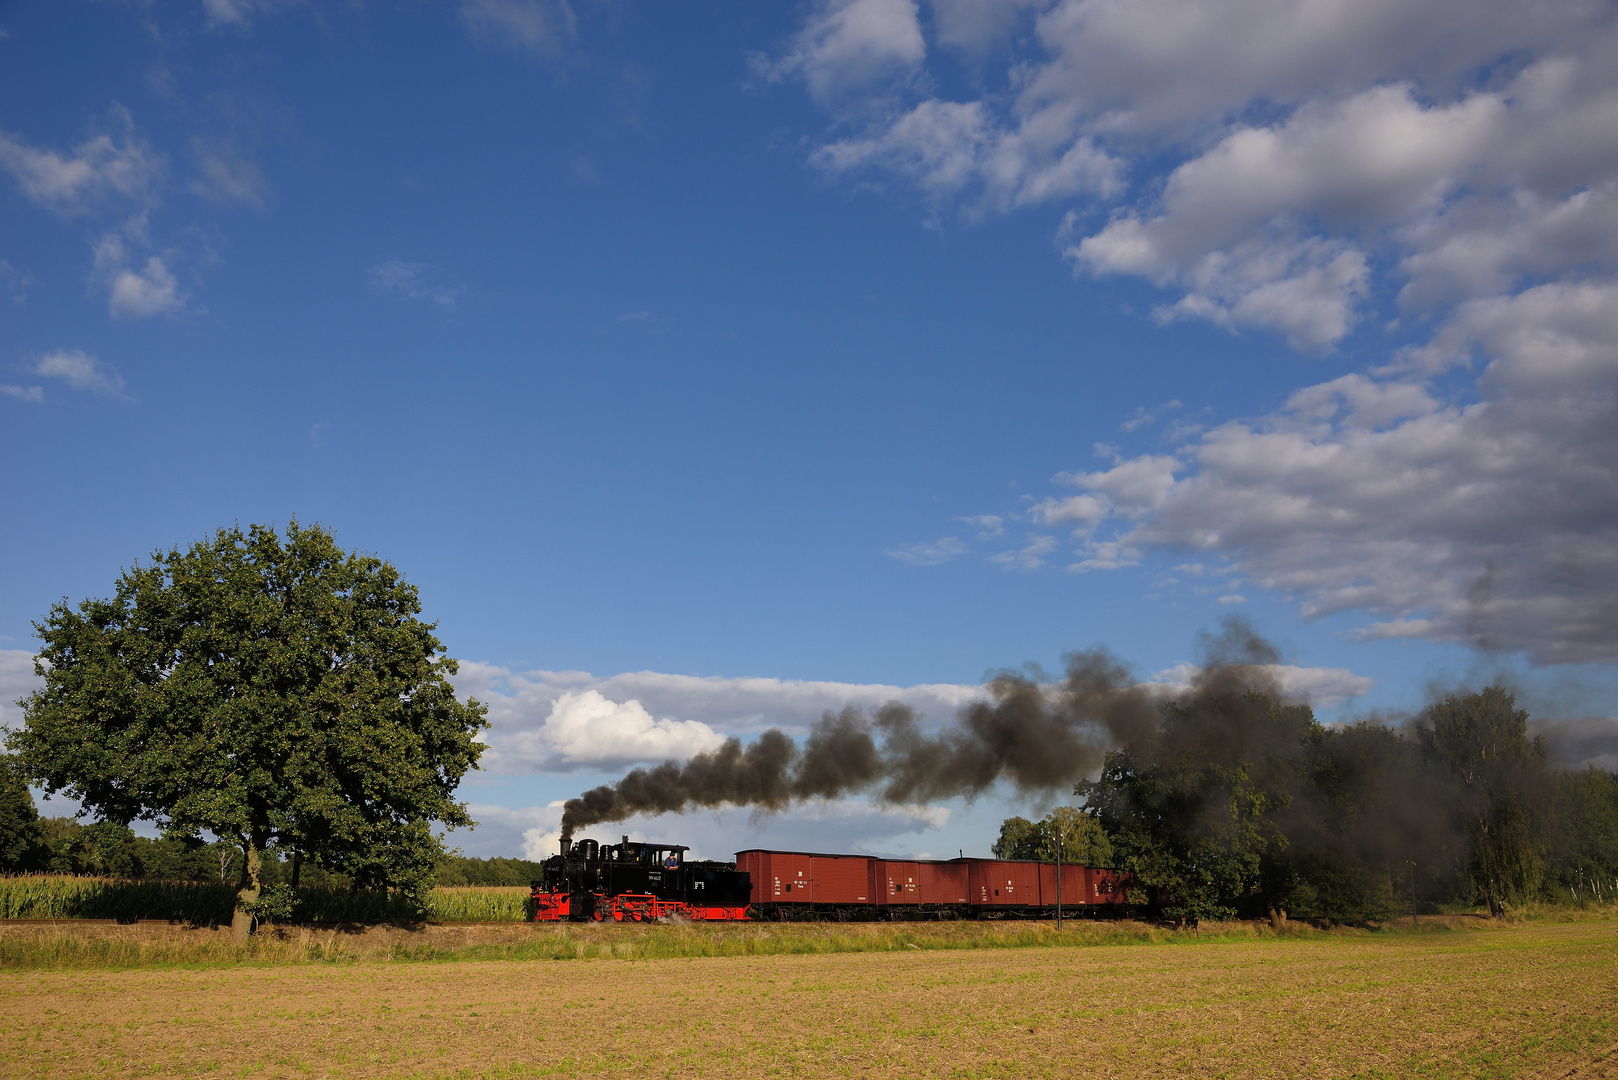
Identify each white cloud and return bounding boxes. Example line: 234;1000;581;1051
460;0;577;56
31;350;130;401
511;689;729;770
110;259;183;318
1;385;43;403
0;108;164;217
759;0;926;104
188;140;268;208
814;99;1124;216
1028;493;1107;530
367;259;465;309
1045;279;1618;664
0;649;41;731
777;0;1618;352
929;0;1044;55
988;534;1057;570
451;663;989;774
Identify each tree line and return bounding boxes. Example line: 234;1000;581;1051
0;779;545;888
998;676;1618;925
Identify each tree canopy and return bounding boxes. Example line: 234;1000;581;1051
6;522;488;937
991;807;1113;866
1056;677;1618;926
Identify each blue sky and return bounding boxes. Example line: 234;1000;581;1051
3;0;1616;861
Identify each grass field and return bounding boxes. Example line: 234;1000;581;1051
2;918;1614;1079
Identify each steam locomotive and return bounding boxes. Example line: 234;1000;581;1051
531;837;1138;922
530;837;752;922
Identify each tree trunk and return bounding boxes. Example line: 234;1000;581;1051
230;836;263;943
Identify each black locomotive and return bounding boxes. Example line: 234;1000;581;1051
532;836;753;922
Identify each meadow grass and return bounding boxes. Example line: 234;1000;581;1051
0;906;1564;971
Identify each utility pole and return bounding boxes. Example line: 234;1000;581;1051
1053;813;1064;931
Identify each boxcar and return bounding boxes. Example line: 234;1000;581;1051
740;849;1141;921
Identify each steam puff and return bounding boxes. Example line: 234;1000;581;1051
560;646;1163;843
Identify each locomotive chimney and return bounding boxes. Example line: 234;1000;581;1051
560;837;571;858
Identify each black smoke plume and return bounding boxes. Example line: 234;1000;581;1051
558;645;1159;845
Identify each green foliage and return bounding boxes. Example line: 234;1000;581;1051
991;807;1112;866
0;757;46;871
1549;768;1618;890
432;854;548;886
1078;682;1317;924
6;521;489;928
1077;677;1618;924
241;883;297;921
1419;687;1549;913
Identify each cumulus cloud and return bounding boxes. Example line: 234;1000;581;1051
31;350;131;401
450;663;989;774
460;0;577;56
758;0;926;104
505;689;729;770
0;108;164;217
814;99;1124;216
775;0;1618;349
93;232;185;319
1040;280;1618;664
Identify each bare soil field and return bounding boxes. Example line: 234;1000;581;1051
2;920;1614;1080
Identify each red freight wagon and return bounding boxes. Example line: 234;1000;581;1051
1086;866;1131;903
736;850;875;907
1035;863;1090;907
917;860;970;906
968;859;1045;908
874;860;918;906
738;849;1143;920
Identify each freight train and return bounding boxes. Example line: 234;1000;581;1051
530;837;1138;922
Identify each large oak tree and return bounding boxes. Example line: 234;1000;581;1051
7;522;488;939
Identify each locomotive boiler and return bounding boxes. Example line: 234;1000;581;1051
530;836;752;922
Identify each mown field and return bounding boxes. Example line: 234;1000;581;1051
2;918;1615;1080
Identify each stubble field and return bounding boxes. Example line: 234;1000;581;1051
2;919;1615;1080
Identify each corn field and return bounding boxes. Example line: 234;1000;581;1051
0;875;533;924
